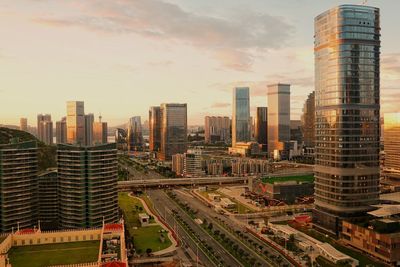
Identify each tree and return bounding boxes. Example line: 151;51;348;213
208;222;213;231
214;230;220;236
146;248;152;255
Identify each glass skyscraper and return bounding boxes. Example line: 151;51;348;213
127;116;143;152
232;87;250;147
313;5;380;234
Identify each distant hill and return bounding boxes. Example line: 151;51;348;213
0;127;56;171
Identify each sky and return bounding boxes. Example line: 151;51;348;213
0;0;399;126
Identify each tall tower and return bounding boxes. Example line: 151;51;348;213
37;114;53;145
313;5;380;234
267;84;290;158
301;91;315;148
93;116;108;145
66;101;85;145
255;107;268;151
232;87;250;147
149;107;161;152
84;113;94;146
56;117;67;144
127;116;143;152
20;118;28;132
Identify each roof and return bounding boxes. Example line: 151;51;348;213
138;213;150;218
381;192;400;203
368;205;400;217
101;262;126;267
317;243;351;261
15;229;37;235
104;223;123;232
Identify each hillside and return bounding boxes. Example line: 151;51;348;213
0;127;56;171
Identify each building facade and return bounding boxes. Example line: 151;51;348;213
0;141;38;232
255;107;268;151
301;91;315;148
38;169;58;230
19;118;27;132
159;103;187;161
267;84;291;158
232;87;250;147
56;117;67;144
313;5;381;234
127;116;143;152
93;116;107;145
149;106;162;152
84;113;94;146
57;143;119;229
204;116;230;144
66;101;85;145
383;113;400;174
37;114;53;145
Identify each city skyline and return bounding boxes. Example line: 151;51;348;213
1;0;399;126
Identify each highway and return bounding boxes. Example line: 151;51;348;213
148;189;243;267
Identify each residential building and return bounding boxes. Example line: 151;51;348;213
84;113;94;146
313;5;381;234
172;153;185;177
19;118;27;132
159;103;187;161
255;107;268;151
204;116;230;144
149;106;161;152
231;159;269;176
37;114;53;145
127;116;143;152
38;169;58;230
55;117;67;144
267;84;290;159
93;116;107;145
57;143;119;229
0;140;38;233
66;101;85;145
232;87;250;147
228;142;261;157
301;91;315;148
184;149;204;177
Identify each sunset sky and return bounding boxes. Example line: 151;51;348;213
1;0;399;126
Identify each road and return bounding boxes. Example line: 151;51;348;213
174;189;295;267
148;189;243;267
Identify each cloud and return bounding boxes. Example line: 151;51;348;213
31;0;293;71
211;102;230;108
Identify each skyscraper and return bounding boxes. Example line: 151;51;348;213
93;116;108;145
127;116;143;152
56;117;67;144
0;140;38;232
204;116;230;144
267;84;290;158
58;143;118;229
37;114;53;145
301;91;315;148
313;5;380;234
149;107;161;152
84;113;94;146
159;103;187;161
255;107;268;151
383;113;400;178
20;118;28;132
232;87;250;147
66;101;85;145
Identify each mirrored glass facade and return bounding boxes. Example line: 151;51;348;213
232;87;250;147
313;5;380;234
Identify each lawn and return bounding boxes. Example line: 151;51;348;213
8;241;99;267
262;174;314;184
118;192;172;252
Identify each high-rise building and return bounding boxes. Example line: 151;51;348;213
127;116;143;152
57;143;119;229
0;140;38;232
267;84;291;158
383;113;400;177
184;149;204;177
56;117;67;144
66;101;85;145
313;5;380;234
172;153;185;177
255;107;268;151
232;87;250;147
20;118;28;132
84;113;94;146
290;120;303;145
93;116;108;145
159;103;187;161
149;107;162;152
38;169;58;230
204;116;230;144
37;114;53;145
301;91;315;148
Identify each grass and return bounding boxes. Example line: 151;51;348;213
118;192;172;253
261;174;314;184
8;241;99;267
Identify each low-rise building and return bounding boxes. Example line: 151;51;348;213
138;213;150;227
220;198;236;209
228;142;261;157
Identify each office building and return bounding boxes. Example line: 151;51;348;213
19;118;28;132
232;87;250;147
228;142;261;157
149;106;161;152
57;143;119;229
37;114;53;145
290;120;303;145
172;153;185;177
255;107;268;151
313;5;381;234
66;101;85;145
172;149;204;177
56;117;67;144
93;116;108;145
127;116;143;152
0;140;38;232
204;116;230;144
267;84;290;158
84;113;94;146
159;103;187;161
38;169;58;230
301;91;315;148
115;128;127;151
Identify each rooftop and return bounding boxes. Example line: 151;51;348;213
261;174;314;185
